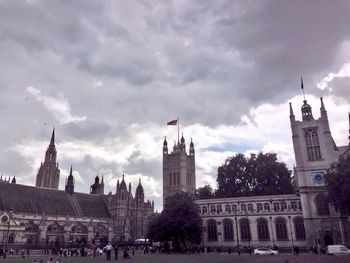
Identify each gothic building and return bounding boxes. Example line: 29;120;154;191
0;131;154;248
196;96;350;249
162;134;195;204
35;129;60;189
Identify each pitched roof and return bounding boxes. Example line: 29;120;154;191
0;182;111;218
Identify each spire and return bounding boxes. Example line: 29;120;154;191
289;102;295;122
180;133;185;143
65;165;74;194
320;97;328;119
101;175;104;184
11;176;16;184
69;165;73;176
50;127;55;145
190;138;195;155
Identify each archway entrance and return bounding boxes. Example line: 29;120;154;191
324;233;333;246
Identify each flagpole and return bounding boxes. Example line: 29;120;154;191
177;117;179;143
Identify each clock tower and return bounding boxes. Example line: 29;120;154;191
290;97;345;247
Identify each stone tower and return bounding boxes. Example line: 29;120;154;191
65;165;74;195
290;97;345;246
90;175;104;195
35;128;60;189
162;134;196;205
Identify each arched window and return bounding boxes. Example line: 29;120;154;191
241;204;246;212
281;202;287;211
203;206;208;213
273;202;280;211
257;218;270;241
223;219;234;241
225;204;231;213
8;233;15;244
291;201;297;211
207;220;217;241
247;203;253;213
210;205;216;213
294;217;306;240
305;129;322;161
315;194;330;216
239;218;251;241
257;203;263;212
217;205;222;214
275;217;288;240
264;203;270;212
232;204;238;212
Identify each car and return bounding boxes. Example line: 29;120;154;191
327;245;350;255
253;247;278;255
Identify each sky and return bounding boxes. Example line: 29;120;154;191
0;0;350;211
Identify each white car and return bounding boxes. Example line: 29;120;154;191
254;248;278;255
327;245;350;255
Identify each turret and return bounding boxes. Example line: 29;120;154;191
129;182;131;193
65;165;74;194
301;100;313;121
180;133;186;151
11;176;16;184
163;136;168;154
135;178;144;203
190;138;195;155
289;102;295;123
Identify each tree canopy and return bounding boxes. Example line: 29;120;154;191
215;152;294;198
325;155;350;214
195;185;214;199
147;192;202;251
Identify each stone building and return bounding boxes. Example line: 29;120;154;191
162;134;195;204
0;131;154;248
196;97;350;249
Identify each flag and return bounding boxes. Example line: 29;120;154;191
167;119;177;125
301;76;304;90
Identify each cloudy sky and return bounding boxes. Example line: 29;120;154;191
0;0;349;211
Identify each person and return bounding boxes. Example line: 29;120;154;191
105;243;112;260
123;248;130;259
47;257;53;263
114;245;118;260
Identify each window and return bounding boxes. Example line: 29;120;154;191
273;202;280;211
241;204;246;212
210;205;216;213
232;204;238;212
294;217;306;240
197;206;202;214
223;219;234;241
177;172;180;185
203;206;208;213
207;220;217;241
291;201;297;211
8;233;15;244
264;203;270;212
257;203;263;212
169;173;172;186
315;194;330;216
281;202;287;211
275;217;288;240
217;205;222;214
247;204;253;213
257;218;270;241
305;129;322;161
239;218;251;241
225;204;231;213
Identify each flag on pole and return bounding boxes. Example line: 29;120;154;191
167;119;177;125
301;76;304;90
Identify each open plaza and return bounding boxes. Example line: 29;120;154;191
0;252;350;263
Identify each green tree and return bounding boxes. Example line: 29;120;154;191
325;155;350;214
147;192;202;251
215;152;294;198
195;185;214;199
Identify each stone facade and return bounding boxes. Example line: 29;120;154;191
162;135;195;205
0;132;154;248
196;97;350;249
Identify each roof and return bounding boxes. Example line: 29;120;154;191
0;182;111;218
338;145;350;158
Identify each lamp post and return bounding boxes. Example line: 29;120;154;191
4;210;13;252
234;211;239;248
288;216;294;254
269;216;275;247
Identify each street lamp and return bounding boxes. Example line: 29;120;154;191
288;216;294;254
269;216;275;247
4;210;14;252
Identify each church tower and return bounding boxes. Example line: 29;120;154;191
162;134;196;206
290;96;344;246
35;128;60;189
65;165;74;194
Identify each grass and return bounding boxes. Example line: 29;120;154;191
0;252;349;263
